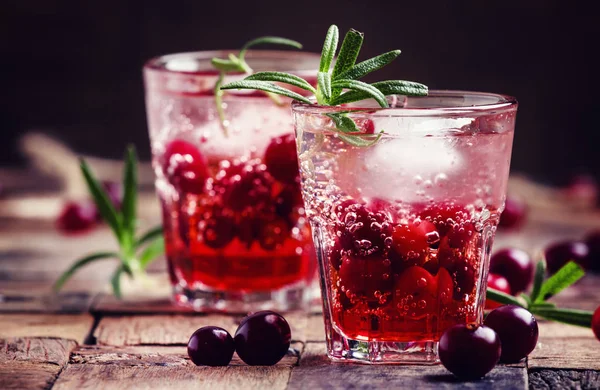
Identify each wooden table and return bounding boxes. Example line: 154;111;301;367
1;167;600;389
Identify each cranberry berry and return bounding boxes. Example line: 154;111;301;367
201;211;236;249
391;220;438;268
498;196;527;229
234;310;291;366
484;305;539;363
485;273;512;310
592;306;600;341
339;254;393;303
544;241;590;274
56;201;97;233
334;201;393;257
264;134;300;185
163;140;208;194
439;324;501;380
219;159;274;212
489;248;534;294
187;326;235;366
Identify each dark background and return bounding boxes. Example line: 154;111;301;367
1;0;598;184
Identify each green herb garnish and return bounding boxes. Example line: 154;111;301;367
54;146;164;298
487;260;594;328
220;25;429;146
211;36;303;135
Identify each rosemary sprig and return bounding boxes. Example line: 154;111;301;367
221;25;429;146
210;36;303;135
486;261;594;328
54;146;164;298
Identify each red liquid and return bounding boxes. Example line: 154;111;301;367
326;200;488;342
159;139;315;293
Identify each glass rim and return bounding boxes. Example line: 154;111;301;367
143;49;321;75
291;90;518;117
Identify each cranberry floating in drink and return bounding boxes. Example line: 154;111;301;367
144;46;320;312
220;25;517;364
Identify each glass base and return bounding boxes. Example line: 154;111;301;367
172;283;312;313
325;323;439;364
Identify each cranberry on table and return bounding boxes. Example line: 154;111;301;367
263;134;300;185
498;196;527;229
592;306;600;341
234;311;291;366
489;248;534;294
485;273;512;310
484;305;539;363
187;326;235;367
162;140;208;194
544;241;590;274
439;324;501;380
56;201;97;233
584;231;600;272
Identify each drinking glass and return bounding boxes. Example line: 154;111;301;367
143;50;320;312
292;91;517;363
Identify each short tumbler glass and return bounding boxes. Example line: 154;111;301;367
292;91;518;364
144;50;320;312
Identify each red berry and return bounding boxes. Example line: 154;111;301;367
162;140;208;194
391;220;438;268
56;201;97;233
544;241;590;274
485;273;512;310
263;134;299;184
219;159;274;212
447;222;475;249
237;211;258;248
592;306;600;341
201;212;236;249
393;266;437;317
453;259;476;300
484;305;539;363
328;241;343;270
334;201;393;257
187;326;235;366
258;216;289;251
234;311;291;366
439;324;501;379
489;248;534;294
420;203;470;237
437;237;459;272
437;267;454;305
499;196;527;229
338;254;393;303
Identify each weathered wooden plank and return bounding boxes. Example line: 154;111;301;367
94;313;311;346
0;337;76;390
305;313;326;342
0;280;94;313
0;314;94;344
529;369;600;390
528;322;600;370
69;343;301;367
53;364;292;390
288;342;527;390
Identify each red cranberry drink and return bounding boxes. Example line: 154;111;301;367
292;91;517;363
144;50;320;311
